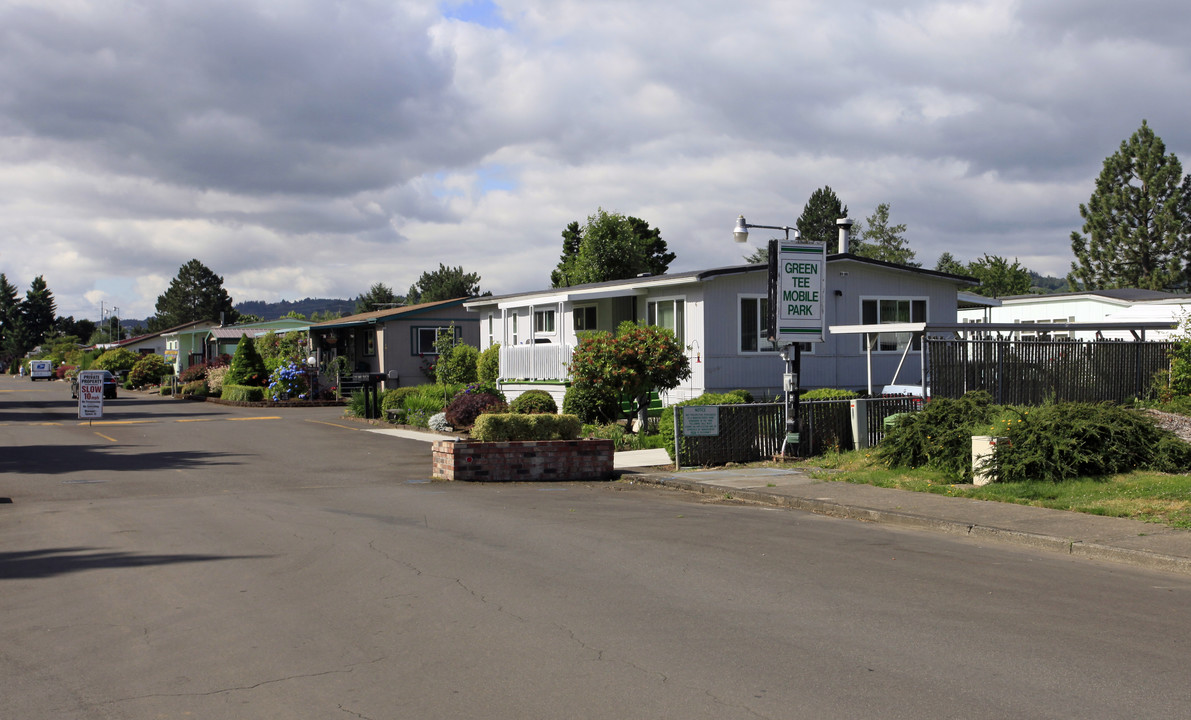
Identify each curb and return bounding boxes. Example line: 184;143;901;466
630;474;1191;577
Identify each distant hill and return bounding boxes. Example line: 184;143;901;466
235;298;355;321
1029;272;1069;294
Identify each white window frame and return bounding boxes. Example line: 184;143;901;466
573;305;597;332
486;313;495;347
860;297;927;353
647;297;685;345
534;308;556;335
510;312;519;345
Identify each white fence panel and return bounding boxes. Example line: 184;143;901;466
501;344;574;381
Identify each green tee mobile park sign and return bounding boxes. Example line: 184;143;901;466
767;239;827;345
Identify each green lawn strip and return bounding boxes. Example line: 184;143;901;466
787;450;1191;529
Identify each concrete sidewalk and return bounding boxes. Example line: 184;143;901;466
620;464;1191;576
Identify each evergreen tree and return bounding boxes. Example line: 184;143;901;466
20;276;56;349
1069;120;1191;290
550;210;674;287
934;252;968;275
224;334;268;387
0;273;24;365
354;282;401;314
853;203;918;266
796;186;848;246
150;259;239;331
406;264;485;304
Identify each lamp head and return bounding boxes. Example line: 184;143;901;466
733;215;749;243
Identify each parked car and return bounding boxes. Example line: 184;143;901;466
71;370;118;400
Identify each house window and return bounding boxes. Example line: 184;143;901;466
534;309;555;334
413;326;460;355
573;306;597;332
647;298;685;344
861;298;926;352
740;296;812;354
487;314;495;346
365;331;376;357
511;313;519;345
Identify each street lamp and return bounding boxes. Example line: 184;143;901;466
733;214;810;459
733;215;799;243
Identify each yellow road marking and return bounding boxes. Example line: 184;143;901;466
82;420;155;426
304;418;359;428
227;416;281;421
94;432;118;442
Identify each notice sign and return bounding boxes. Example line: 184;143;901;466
682;406;719;436
77;370;105;419
769;240;827;345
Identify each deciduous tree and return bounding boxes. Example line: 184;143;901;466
967;255;1033;297
568;323;691;426
551;210;674;287
1069;120;1191;290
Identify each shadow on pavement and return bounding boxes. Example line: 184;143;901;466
0;547;270;580
0;444;245;475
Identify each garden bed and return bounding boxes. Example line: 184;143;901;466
432;439;615;482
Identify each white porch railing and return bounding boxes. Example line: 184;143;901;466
501;344;574;381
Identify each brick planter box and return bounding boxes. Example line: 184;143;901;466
432;439;615;482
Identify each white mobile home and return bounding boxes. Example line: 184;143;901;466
465;256;978;407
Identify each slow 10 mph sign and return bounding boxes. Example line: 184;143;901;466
77;370;105;419
768;240;826;345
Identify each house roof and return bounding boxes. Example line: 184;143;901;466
998;288;1191;303
464;256;977;308
310;297;471;330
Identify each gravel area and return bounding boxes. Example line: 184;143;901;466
1144;409;1191;443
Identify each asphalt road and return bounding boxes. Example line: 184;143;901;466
2;376;1190;719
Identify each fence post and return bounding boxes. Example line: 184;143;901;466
673;405;681;471
849;398;869;450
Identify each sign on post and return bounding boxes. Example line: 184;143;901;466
682;405;720;436
768;239;827;345
77;370;105;419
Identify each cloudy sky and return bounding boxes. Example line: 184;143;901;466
2;0;1189;321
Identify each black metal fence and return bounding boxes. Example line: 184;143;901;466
671;397;922;466
928;338;1173;405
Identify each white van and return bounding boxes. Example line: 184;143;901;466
29;360;53;381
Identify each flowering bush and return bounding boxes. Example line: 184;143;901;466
268;362;310;401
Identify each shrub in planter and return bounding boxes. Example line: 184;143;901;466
472;413;582;442
221;384;265;402
181;379;209;397
562;381;621;424
802;387;857;400
510;389;557;415
445;391;507;429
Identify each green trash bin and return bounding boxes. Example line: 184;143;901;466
883;413;909;431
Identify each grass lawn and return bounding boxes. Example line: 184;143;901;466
786;450;1191;529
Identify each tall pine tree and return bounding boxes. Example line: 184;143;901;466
0;273;23;365
21;276;56;348
1069;120;1191;290
853;203;918;266
796;186;848;246
150;259;239;331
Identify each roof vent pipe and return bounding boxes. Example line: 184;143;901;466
836;218;854;254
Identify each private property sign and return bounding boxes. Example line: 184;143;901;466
77;370;105;419
768;239;827;345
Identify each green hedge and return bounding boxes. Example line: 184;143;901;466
802;387;858;400
221;384;266;402
472;413;582;442
181;380;209;397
